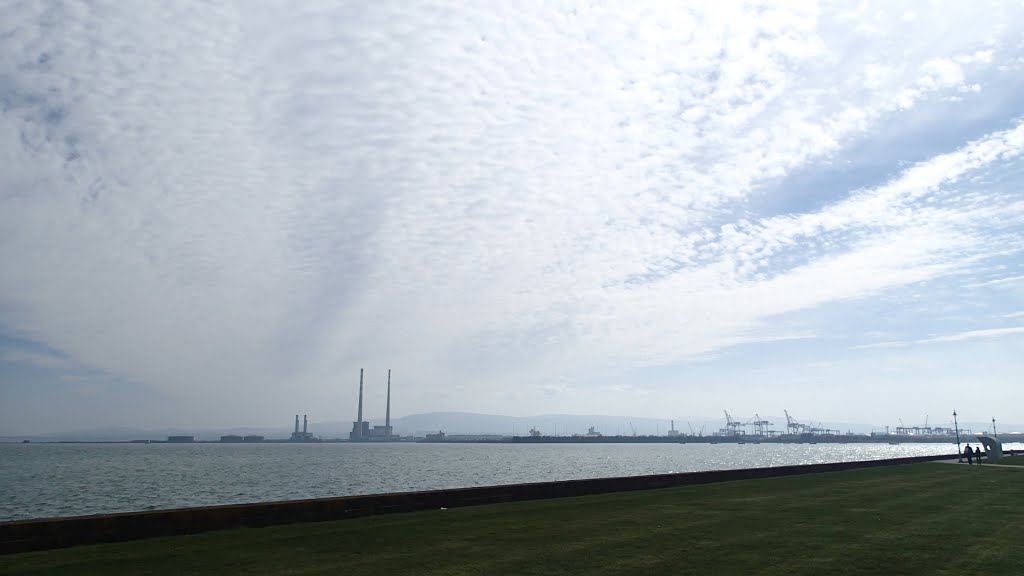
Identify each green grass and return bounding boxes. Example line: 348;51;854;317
995;455;1024;466
2;463;1022;576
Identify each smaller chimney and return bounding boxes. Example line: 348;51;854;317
294;415;299;434
303;414;308;434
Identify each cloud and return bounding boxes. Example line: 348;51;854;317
1;1;1023;425
856;327;1024;349
966;275;1024;288
0;346;68;369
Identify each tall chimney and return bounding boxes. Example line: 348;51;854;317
303;414;308;434
385;369;391;434
294;415;299;434
357;368;364;438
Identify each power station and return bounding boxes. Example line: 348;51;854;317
290;414;314;441
349;368;396;441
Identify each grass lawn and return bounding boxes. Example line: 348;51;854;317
1;463;1021;576
995;455;1024;466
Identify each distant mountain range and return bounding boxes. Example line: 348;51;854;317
1;412;1015;442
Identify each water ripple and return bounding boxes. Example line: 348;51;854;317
1;441;1003;521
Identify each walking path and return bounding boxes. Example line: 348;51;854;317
931;459;1024;469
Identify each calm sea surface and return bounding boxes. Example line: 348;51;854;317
1;441;1006;522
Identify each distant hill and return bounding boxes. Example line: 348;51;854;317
384;412;909;437
387;412;708;437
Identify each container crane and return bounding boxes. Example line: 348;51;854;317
750;414;773;437
784;410;806;435
723;410;745;436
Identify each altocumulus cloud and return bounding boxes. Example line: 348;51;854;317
1;1;1023;428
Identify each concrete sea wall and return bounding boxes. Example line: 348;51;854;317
0;454;957;554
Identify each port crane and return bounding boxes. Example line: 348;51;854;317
783;411;840;436
895;416;938;436
784;410;807;435
722;411;746;436
749;414;774;437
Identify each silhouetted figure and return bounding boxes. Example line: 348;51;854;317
965;445;973;465
976;446;983;465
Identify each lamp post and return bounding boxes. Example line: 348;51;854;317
992;417;997;438
953;410;962;462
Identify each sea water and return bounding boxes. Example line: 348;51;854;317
1;441;1004;522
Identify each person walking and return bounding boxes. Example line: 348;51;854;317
976;446;984;465
965;444;974;465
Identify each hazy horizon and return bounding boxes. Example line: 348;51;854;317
3;409;1015;441
2;2;1023;435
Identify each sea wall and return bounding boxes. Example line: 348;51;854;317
0;454;959;554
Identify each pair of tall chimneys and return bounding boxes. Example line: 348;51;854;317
354;368;390;438
293;414;307;434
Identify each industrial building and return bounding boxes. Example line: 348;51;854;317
290;414;315;441
349;368;395;441
222;434;265;442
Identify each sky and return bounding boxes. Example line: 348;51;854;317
1;1;1023;435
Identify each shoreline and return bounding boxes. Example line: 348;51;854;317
0;453;958;554
4;434;1021;444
